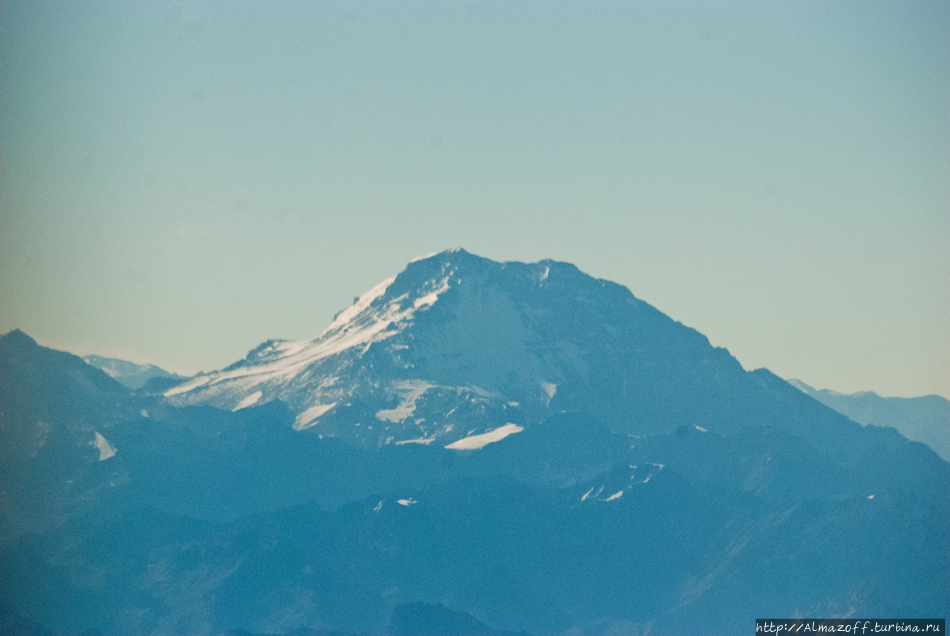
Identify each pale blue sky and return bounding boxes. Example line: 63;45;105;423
1;0;948;398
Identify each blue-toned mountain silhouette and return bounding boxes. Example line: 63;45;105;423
82;355;187;390
1;250;947;636
788;379;950;462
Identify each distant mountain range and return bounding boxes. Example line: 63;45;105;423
82;355;186;390
1;250;947;636
788;379;950;462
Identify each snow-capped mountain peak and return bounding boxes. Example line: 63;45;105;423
163;249;745;449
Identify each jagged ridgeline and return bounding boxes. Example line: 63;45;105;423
1;250;947;636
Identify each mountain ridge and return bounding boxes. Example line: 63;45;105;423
1;251;947;635
160;250;870;458
82;355;186;390
788;378;950;461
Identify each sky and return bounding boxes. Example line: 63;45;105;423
1;0;948;398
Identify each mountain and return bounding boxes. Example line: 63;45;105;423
82;355;187;390
1;251;947;636
0;330;469;539
788;379;950;462
0;329;135;543
165;249;876;462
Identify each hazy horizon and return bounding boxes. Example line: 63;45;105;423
2;0;948;398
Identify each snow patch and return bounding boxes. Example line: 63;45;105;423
374;501;383;512
694;425;707;432
413;277;451;310
294;403;337;430
273;340;308;357
604;490;624;502
397;498;417;506
445;423;524;450
324;276;396;334
581;487;594;502
376;381;433;423
395;437;436;445
233;391;263;411
541;382;557;400
164;374;210;397
413;292;439;309
93;432;116;461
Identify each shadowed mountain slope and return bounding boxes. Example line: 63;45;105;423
1;251;947;635
789;378;950;462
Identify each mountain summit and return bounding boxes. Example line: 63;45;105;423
163;249;807;449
